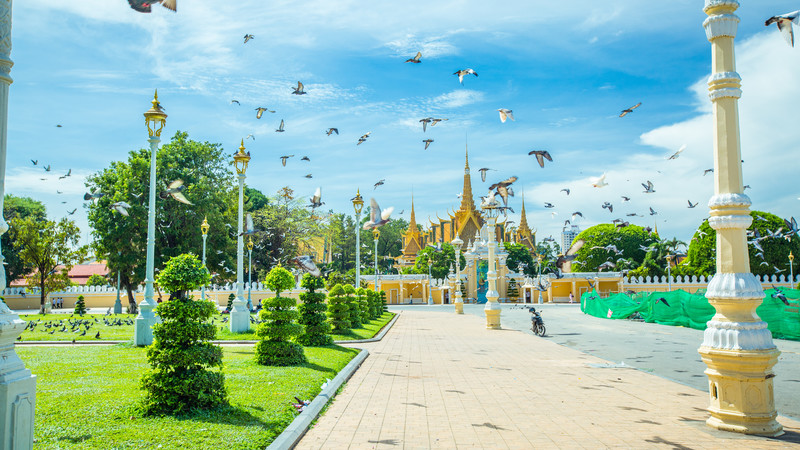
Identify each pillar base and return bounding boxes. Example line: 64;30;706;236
0;307;36;450
134;316;155;346
229;299;250;333
484;303;501;329
454;300;464;315
113;298;122;315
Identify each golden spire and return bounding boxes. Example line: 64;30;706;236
408;192;417;231
519;192;531;232
459;145;476;212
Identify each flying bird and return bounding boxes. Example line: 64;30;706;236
308;187;324;209
58;169;72;180
430;118;448;127
326;128;338;136
240;213;259;236
619;102;641;117
687;200;698;208
67;208;77;215
304;174;313;179
497;109;514;123
561;188;570;195
621;196;630;202
544;202;555;209
161;179;192;205
642;180;655;193
423;139;434;150
419;117;432;132
602;202;613;213
528;150;552;168
667;144;686;160
374;179;385;190
488;176;517;206
255;107;274;119
44;165;51;172
128;0;176;13
649;207;657;216
276;119;285;132
453;68;478;84
478;168;493;182
293;255;321;277
280;155;294;167
363;198;394;230
301;156;310;161
245;134;255;140
292;82;306;95
357;132;371;145
591;173;608;188
405;51;422;63
84;190;104;201
703;168;714;176
243;34;254;44
556;239;585;273
765;10;800;47
31;159;37;166
231;100;240;105
111;201;131;216
571;212;583;221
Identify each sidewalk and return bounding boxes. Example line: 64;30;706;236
297;310;800;449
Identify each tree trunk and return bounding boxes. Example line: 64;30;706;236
39;273;46;314
122;277;138;315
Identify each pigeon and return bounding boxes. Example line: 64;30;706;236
245;134;255;140
31;159;38;166
111;201;131;216
405;51;422;63
488;176;517;206
765;10;800;47
591;173;608;188
785;217;798;237
561;188;570;195
293;255;321;277
357;132;371;145
326;128;338;136
478;168;493;182
556;239;585;273
95;331;101;339
544;202;555;209
304;174;313;179
292;81;306;95
621;196;630;202
453;68;478;84
240;213;259;236
430;118;448;127
308;187;324;209
280;155;294;167
771;286;791;306
419;117;432;132
687;200;698;208
602;202;613;213
667;144;686;160
231;100;240;105
161;179;192;205
255;107;274;119
363;198;394;230
642;180;655;193
703;168;714;176
84;190;105;201
374;179;385;190
44;165;51;172
67;208;77;215
244;34;254;43
58;169;72;180
497;109;514;123
571;212;583;221
619;102;641;117
276;119;285;132
655;297;670;307
128;0;176;13
301;156;310;161
528;150;552;168
423;139;434;150
649;207;657;216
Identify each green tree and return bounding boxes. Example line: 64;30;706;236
141;254;226;415
74;295;86;315
504;242;535;276
86;131;237;315
296;273;332;346
85;273;108;287
412;243;465;280
343;284;361;328
3;195;46;284
12;216;86;313
244;186;269;211
327;284;351;333
569;224;658;273
685;211;800;277
355;287;370;324
256;266;305;365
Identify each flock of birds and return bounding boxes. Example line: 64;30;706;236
19;314;134;341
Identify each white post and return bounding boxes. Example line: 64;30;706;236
485;219;501;328
427;262;433;305
229;173;249;332
355;210;361;288
201;233;207;301
134;120;160;346
453;238;464;314
0;2;36;447
247;245;252;310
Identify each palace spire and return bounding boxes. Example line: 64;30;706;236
459;145;476;212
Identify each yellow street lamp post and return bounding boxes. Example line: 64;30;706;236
536;254;544;304
789;252;795;287
352;190;364;288
247;237;254;310
452;237;464;314
230;140;251;333
135;91;167;347
201;216;210;301
372;228;380;291
699;0;782;436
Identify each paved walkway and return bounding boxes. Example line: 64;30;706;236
297;310;800;449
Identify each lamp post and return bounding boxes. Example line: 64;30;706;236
201;216;210;301
230;140;251;333
372;228;380;292
114;251;122;314
699;0;781;436
536;254;544;304
427;255;434;305
789;252;795;287
352;190;364;288
666;254;674;292
452;237;464;314
134;91;166;347
483;205;501;328
247;236;254;310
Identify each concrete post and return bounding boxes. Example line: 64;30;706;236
229;173;249;333
484;220;501;329
698;0;782;436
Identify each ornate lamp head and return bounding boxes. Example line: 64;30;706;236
247;237;254;251
451;236;463;252
143;90;167;137
790;251;794;262
201;216;210;236
372;228;381;240
352;189;364;214
233;139;251;175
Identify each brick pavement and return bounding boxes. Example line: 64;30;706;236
297;310;800;449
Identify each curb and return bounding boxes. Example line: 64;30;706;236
267;348;370;450
334;311;400;345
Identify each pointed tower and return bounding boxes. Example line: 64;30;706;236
398;193;422;268
453;145;484;242
516;193;536;251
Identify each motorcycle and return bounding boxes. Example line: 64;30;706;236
528;307;546;337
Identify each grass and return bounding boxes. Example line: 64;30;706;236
18;344;359;449
18;311;395;342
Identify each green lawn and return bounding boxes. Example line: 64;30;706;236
18;344;358;449
18;312;395;342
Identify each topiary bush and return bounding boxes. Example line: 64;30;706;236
366;290;379;320
380;290;387;313
140;253;225;416
327;284;350;333
344;284;361;328
74;295;86;315
297;273;332;346
255;265;305;366
226;293;235;312
355;287;370;324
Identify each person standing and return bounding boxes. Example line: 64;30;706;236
569;292;575;304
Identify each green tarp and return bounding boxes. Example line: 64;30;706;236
580;288;800;340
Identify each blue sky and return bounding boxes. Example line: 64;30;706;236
6;0;799;248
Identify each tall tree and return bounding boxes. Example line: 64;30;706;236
570;224;658;273
504;242;535;276
12;216;86;313
411;243;465;280
86;131;237;312
3;194;46;284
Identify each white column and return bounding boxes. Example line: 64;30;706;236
230;174;249;332
201;233;207;301
133;135;160;346
0;2;36;447
454;247;463;314
485;220;501;328
355;211;361;288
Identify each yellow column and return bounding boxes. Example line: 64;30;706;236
699;0;782;436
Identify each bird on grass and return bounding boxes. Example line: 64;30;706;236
160;180;192;205
363;198;393;230
619;102;641;117
405;51;422;63
292;82;306;95
765;10;800;47
497;109;514;123
128;0;176;13
454;68;478;84
528;150;552;168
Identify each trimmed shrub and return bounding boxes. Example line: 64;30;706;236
297;273;332;346
141;253;225;415
380;290;387;313
255;266;305;366
355;288;370;324
226;293;235;311
74;295;86;315
344;284;361;328
327;284;350;333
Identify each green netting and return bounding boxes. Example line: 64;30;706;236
580;288;800;340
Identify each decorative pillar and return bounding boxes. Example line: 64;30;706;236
230;141;251;333
372;228;380;292
427;256;433;305
0;2;36;447
352;190;364;289
201;216;209;301
135;91;166;347
698;0;782;436
452;237;464;314
484;219;501;329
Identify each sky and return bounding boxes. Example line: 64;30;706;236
5;0;800;249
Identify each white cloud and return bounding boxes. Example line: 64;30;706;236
384;34;458;59
428;90;485;109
